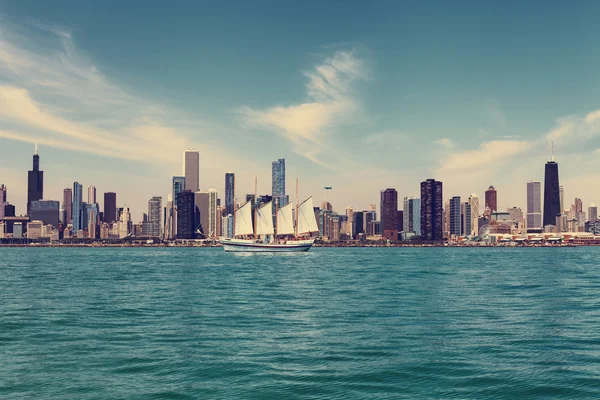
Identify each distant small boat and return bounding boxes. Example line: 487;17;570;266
219;178;319;253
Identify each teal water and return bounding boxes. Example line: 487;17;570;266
1;247;600;399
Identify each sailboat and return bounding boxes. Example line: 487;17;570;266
219;179;319;252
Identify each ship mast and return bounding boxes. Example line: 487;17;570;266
294;177;299;238
253;176;257;239
232;176;236;238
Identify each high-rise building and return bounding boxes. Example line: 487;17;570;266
103;192;117;223
195;189;218;238
461;202;472;236
574;198;583;213
468;194;480;236
421;179;443;241
172;176;186;205
589;203;598;222
485;186;497;213
364;210;376;236
87;204;98;239
27;145;44;215
63;188;72;225
88;185;96;205
526;181;542;233
403;197;421;237
30;200;60;227
543;158;561;228
354;211;364;237
177;191;196;239
184;150;200;193
0;184;6;220
272;159;287;210
72;182;83;234
225;173;235;217
380;188;398;240
449;196;461;237
148;196;162;237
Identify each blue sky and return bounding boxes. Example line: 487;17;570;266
1;1;600;218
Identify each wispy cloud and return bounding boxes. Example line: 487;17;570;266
0;20;199;164
364;130;407;147
235;50;367;166
434;137;455;149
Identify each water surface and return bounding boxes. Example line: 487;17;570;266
1;247;600;399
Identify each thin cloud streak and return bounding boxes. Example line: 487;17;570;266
235;50;367;166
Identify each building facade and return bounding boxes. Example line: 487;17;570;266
184;150;200;193
403;197;421;237
272;158;287;210
225;172;235;217
148;196;162;237
27;147;44;215
449;196;461;237
177;191;196;239
73;182;83;234
103;192;117;223
485;186;497;213
420;179;443;241
30;200;60;227
380;188;398;240
543;160;561;227
527;180;542;233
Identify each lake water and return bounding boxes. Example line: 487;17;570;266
1;247;600;399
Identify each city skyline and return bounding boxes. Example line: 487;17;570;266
1;3;600;218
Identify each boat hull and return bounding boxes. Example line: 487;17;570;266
219;238;314;252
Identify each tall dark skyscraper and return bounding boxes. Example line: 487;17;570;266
104;192;117;223
225;172;235;216
485;185;497;213
63;188;73;225
543;159;561;227
27;145;44;215
420;179;443;241
380;188;398;240
177;190;196;239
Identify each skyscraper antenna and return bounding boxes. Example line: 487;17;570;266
34;142;38;155
551;140;555;162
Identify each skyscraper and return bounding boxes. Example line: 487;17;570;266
104;192;117;223
526;181;542;233
63;188;73;225
421;179;443;241
543;158;561;227
449;196;461;237
485;186;497;213
589;204;598;222
468;194;480;236
380;188;398;240
73;182;83;233
272;159;287;209
461;202;471;236
177;191;195;239
27;145;44;215
148;196;162;237
0;184;6;220
403;197;421;237
225;172;235;216
196;189;218;238
184;150;200;193
88;185;96;204
172;176;186;204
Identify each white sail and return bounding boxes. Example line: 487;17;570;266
297;196;319;235
276;202;295;236
255;201;274;236
234;201;253;236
